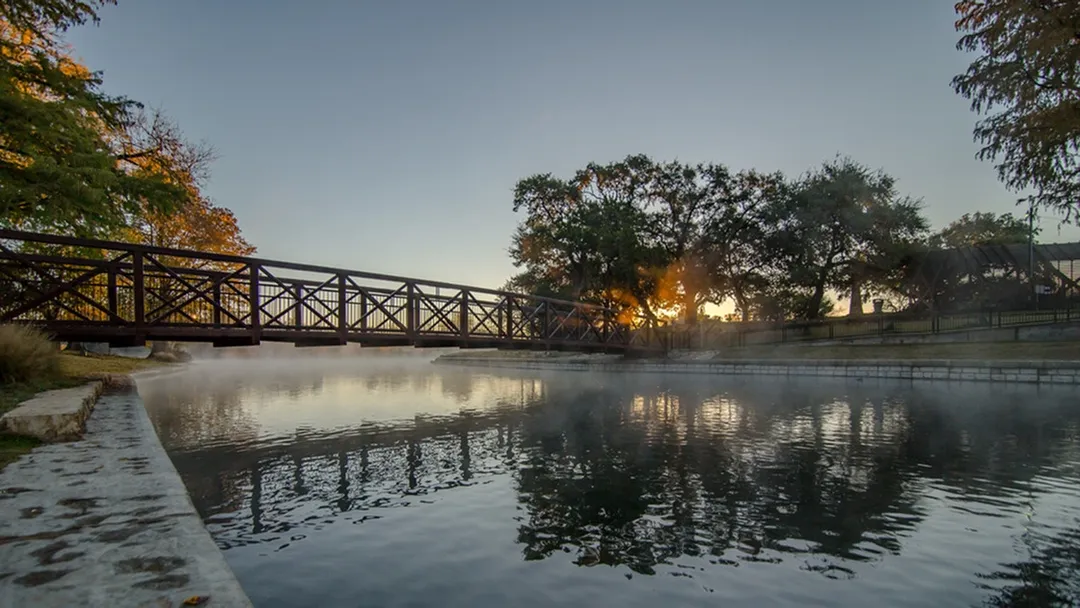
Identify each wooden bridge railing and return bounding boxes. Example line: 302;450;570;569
0;229;661;352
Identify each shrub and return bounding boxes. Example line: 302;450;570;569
0;324;60;384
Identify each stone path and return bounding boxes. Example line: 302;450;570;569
0;388;251;607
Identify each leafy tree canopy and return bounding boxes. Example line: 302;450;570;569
0;15;187;236
1;2;253;262
506;154;928;322
509;155;665;319
774;156;927;318
930;211;1032;249
953;0;1080;219
0;0;113;35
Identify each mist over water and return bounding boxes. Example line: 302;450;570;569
139;355;1080;607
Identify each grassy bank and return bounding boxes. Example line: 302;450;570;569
0;352;164;469
1;329;166;470
1;352;164;415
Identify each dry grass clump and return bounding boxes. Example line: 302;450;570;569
0;324;59;385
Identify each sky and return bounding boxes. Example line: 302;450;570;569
63;0;1080;291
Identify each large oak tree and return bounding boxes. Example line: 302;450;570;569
762;157;927;319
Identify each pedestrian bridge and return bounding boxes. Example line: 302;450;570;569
0;229;660;353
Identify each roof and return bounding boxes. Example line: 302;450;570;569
914;241;1080;278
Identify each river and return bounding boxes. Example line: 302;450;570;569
138;356;1080;607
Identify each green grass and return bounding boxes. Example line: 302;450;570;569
0;435;41;470
0;352;165;415
0;350;167;470
58;352;164;379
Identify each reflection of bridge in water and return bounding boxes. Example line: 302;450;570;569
144;365;1080;593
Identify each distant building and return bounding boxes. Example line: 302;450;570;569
903;242;1080;312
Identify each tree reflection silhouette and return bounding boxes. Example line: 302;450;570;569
977;520;1080;607
142;366;1080;598
511;379;1080;577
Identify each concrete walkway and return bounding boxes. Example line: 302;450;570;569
0;388;251;608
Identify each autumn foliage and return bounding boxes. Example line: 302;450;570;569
0;0;254;257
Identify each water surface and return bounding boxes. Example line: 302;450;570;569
140;357;1080;607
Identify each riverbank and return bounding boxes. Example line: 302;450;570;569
705;341;1080;360
435;344;1080;385
0;353;165;416
0;354;165;470
440;341;1080;362
0;377;251;607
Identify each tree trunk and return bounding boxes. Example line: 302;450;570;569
806;280;827;320
848;278;864;317
683;289;699;325
635;294;661;327
732;286;750;322
567;258;587;301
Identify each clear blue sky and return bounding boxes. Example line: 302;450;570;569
64;0;1080;289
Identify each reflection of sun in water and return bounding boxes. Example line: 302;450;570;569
628;395;648;421
698;397;744;429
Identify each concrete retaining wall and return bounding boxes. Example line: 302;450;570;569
810;321;1080;346
0;377;251;607
436;356;1080;385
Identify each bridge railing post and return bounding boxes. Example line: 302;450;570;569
459;290;469;342
358;287;368;333
337;273;347;341
543;302;552;346
133;250;145;334
212;282;222;327
249;263;261;343
294;283;304;329
504;297;513;344
406;282;416;339
497;298;505;340
107;264;119;324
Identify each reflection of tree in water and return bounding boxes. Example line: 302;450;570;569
976;521;1080;607
143;377;260;451
972;414;1080;607
917;393;1079;502
514;386;901;573
511;379;1080;579
152;365;1080;598
439;371;476;403
361;368;437;395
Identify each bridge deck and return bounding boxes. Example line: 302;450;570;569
0;229;661;354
